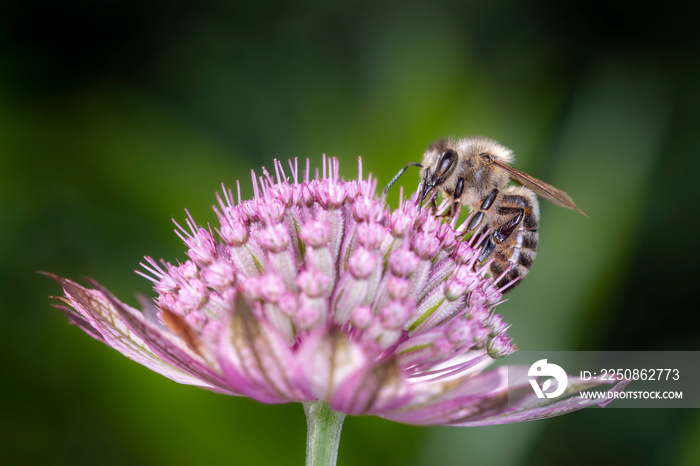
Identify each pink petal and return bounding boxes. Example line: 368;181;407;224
47;274;236;393
53;303;105;343
87;278;238;395
298;329;411;415
217;296;312;403
381;366;628;426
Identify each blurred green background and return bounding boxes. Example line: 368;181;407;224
2;1;699;465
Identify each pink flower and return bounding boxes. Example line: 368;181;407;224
46;157;623;461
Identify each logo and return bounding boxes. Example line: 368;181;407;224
528;359;568;399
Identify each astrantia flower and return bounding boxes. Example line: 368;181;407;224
47;157;621;465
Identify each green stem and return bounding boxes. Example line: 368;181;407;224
303;401;346;466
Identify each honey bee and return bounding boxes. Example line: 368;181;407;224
385;136;586;291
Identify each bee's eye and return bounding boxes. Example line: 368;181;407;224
437;149;456;176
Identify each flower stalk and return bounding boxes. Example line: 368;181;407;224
303;401;346;466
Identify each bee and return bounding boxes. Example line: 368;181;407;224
385;136;586;291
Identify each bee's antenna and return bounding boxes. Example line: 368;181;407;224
383;162;422;194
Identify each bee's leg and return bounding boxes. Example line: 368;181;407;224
467;188;499;231
437;177;465;220
477;235;497;262
429;196;438;215
493;208;524;242
478;207;524;261
447;202;459;219
437;201;459;219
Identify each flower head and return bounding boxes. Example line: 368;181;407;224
47;157;618;426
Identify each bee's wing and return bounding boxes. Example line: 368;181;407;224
491;159;588;217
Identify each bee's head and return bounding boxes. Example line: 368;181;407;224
418;139;459;208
